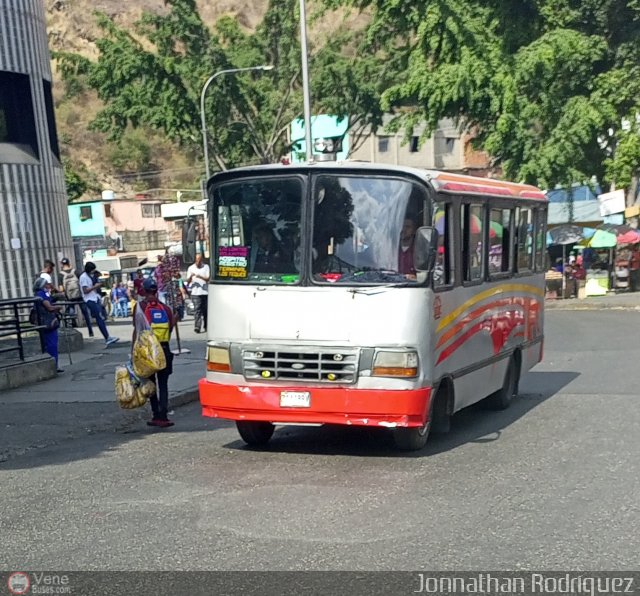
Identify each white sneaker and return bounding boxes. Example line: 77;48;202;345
105;337;120;346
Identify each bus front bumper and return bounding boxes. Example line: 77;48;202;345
199;379;432;428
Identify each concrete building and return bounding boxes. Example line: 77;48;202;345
291;115;491;174
0;0;73;298
349;117;491;173
67;198;182;260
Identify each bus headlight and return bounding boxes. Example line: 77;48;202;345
207;346;231;373
372;351;419;377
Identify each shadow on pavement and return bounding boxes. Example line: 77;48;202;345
0;402;231;471
221;371;579;458
0;371;578;469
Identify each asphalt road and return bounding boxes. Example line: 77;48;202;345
1;311;639;571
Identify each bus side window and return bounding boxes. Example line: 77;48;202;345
534;208;547;271
462;204;484;282
433;202;453;287
516;208;534;272
489;208;512;276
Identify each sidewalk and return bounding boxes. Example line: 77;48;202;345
545;291;640;310
0;316;208;462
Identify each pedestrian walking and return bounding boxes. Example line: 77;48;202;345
58;257;94;337
79;262;119;346
187;253;209;333
33;277;64;373
133;277;175;428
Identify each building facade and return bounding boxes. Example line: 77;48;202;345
0;0;72;298
348;117;491;173
67;198;181;260
291;115;492;174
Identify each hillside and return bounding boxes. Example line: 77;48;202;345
45;0;270;199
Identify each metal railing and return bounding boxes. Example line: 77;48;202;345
0;297;47;363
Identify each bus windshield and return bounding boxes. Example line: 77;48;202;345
311;175;428;284
213;176;303;283
211;172;430;285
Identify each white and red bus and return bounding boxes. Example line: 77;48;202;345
199;163;547;450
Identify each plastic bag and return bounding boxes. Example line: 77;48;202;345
120;389;147;409
115;365;136;406
132;330;166;378
115;363;155;409
137;377;156;399
132;307;165;378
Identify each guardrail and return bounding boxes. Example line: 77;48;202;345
0;297;47;363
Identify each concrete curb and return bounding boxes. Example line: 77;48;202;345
545;302;640;311
0;355;56;391
169;388;200;409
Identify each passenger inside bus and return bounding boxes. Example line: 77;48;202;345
398;217;417;277
250;223;289;274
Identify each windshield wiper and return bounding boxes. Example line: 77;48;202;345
349;282;410;295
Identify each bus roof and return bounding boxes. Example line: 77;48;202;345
428;171;546;201
209;162;547;202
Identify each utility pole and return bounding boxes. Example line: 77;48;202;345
299;0;313;161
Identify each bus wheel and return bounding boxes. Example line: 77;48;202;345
236;421;275;447
393;420;431;451
485;356;519;410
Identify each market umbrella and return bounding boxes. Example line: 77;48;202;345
597;223;635;235
547;224;587;246
587;229;616;248
547;225;593;299
616;229;640;245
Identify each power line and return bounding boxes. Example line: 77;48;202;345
111;166;202;179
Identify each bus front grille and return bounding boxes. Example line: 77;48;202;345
242;348;358;383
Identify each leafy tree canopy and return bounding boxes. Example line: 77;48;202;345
327;0;640;189
54;0;388;175
63;159;89;202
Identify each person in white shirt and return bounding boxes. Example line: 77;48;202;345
186;253;210;333
40;259;55;285
79;262;119;346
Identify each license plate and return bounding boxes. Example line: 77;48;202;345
280;391;311;408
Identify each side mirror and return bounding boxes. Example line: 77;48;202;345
182;220;197;266
414;226;438;272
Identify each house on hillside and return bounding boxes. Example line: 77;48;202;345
67;196;182;263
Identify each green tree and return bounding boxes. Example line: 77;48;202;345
63;159;88;202
328;0;640;190
107;129;153;175
54;0;387;174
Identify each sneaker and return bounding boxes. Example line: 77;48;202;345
105;336;120;346
156;419;175;428
56;369;64;374
147;419;162;427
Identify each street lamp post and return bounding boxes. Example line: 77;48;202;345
200;65;274;184
299;0;313;162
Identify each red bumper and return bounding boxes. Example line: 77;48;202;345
199;379;432;428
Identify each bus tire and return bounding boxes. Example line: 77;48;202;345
393;420;430;451
236;421;275;447
431;383;452;434
485;356;519;410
